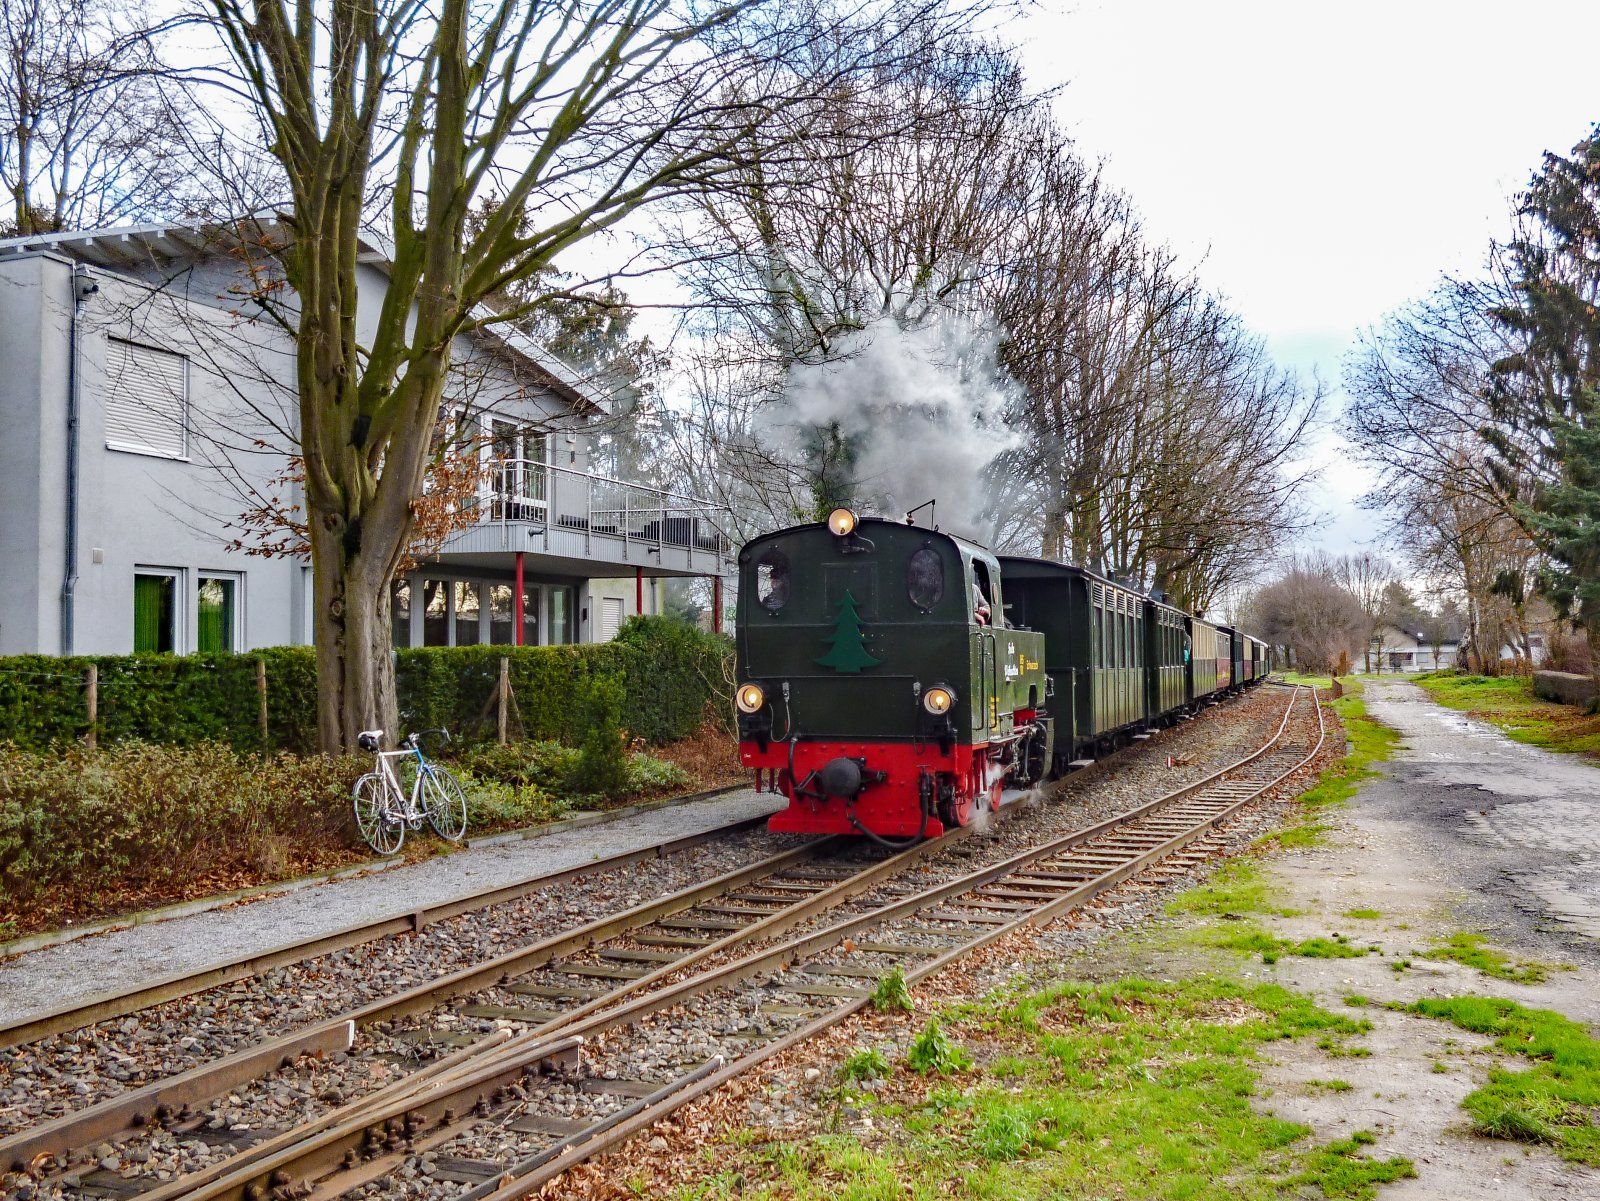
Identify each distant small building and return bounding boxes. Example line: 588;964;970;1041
1372;624;1460;673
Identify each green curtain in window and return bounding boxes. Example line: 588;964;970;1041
197;578;234;653
134;575;174;653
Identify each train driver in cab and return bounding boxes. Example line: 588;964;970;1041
973;579;992;626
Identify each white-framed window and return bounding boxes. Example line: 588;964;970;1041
133;568;182;653
105;338;189;459
196;572;242;654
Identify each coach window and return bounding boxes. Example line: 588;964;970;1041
756;547;790;612
907;545;944;612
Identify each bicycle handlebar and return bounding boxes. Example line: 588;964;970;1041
404;727;451;748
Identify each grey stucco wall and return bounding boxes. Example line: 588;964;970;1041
0;255;56;654
0;246;597;656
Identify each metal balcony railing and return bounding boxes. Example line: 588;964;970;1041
478;458;734;566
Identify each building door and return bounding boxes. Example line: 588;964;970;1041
491;420;549;521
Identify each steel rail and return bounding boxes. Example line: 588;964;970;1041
8;787;1010;1178
159;685;1313;1201
0;795;758;1054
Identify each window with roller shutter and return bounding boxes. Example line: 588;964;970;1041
104;338;188;458
599;596;624;641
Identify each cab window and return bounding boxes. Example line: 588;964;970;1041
755;547;790;612
970;559;995;626
907;545;944;611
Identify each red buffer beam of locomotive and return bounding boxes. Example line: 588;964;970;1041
744;732;1021;840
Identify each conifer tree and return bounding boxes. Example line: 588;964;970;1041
1486;124;1600;669
816;591;882;672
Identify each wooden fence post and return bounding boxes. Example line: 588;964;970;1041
84;664;98;750
256;657;270;751
497;657;510;745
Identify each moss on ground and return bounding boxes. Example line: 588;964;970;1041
674;977;1412;1200
1412;672;1600;759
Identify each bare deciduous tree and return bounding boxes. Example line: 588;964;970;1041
1345;276;1546;673
199;0;978;749
1244;564;1369;674
0;0;195;233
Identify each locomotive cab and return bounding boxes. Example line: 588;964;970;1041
736;515;1050;841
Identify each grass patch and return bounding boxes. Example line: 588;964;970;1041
1342;908;1382;920
677;977;1410;1200
1308;1078;1355;1092
1413;673;1600;759
1405;994;1600;1165
1280;671;1336;688
1418;933;1549;984
1189;919;1375;965
1166;858;1300;919
1297;689;1401;811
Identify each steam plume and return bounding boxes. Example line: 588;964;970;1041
767;315;1021;539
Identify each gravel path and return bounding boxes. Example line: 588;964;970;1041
0;789;783;1031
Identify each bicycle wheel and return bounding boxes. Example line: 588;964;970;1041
423;766;469;841
353;773;405;855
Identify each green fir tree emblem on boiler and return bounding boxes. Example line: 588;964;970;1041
816;590;882;672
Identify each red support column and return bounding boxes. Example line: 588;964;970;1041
513;552;525;646
635;566;644;615
712;574;723;634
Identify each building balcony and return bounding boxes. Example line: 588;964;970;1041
435;459;736;578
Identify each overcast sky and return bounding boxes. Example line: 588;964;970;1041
1012;0;1600;560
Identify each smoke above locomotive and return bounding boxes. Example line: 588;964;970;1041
759;316;1022;539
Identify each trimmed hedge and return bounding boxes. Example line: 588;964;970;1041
0;617;731;753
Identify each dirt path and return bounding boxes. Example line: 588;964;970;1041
1183;678;1600;1199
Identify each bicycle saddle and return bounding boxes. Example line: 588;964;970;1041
357;730;384;752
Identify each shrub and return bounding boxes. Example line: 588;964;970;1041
0;741;359;922
0;617;732;754
454;739;581;791
568;675;631;798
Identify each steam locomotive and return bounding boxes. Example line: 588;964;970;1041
733;510;1269;844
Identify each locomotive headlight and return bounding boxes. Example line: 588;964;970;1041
922;685;955;715
826;507;858;537
736;683;766;714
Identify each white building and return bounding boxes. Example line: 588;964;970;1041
1371;624;1460;673
0;221;732;657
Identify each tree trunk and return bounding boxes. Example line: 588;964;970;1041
310;519;400;750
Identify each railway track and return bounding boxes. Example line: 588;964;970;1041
0;793;762;1054
16;682;1322;1201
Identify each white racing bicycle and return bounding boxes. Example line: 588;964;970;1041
353;727;469;854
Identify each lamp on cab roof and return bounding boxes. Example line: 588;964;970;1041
826;508;858;537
